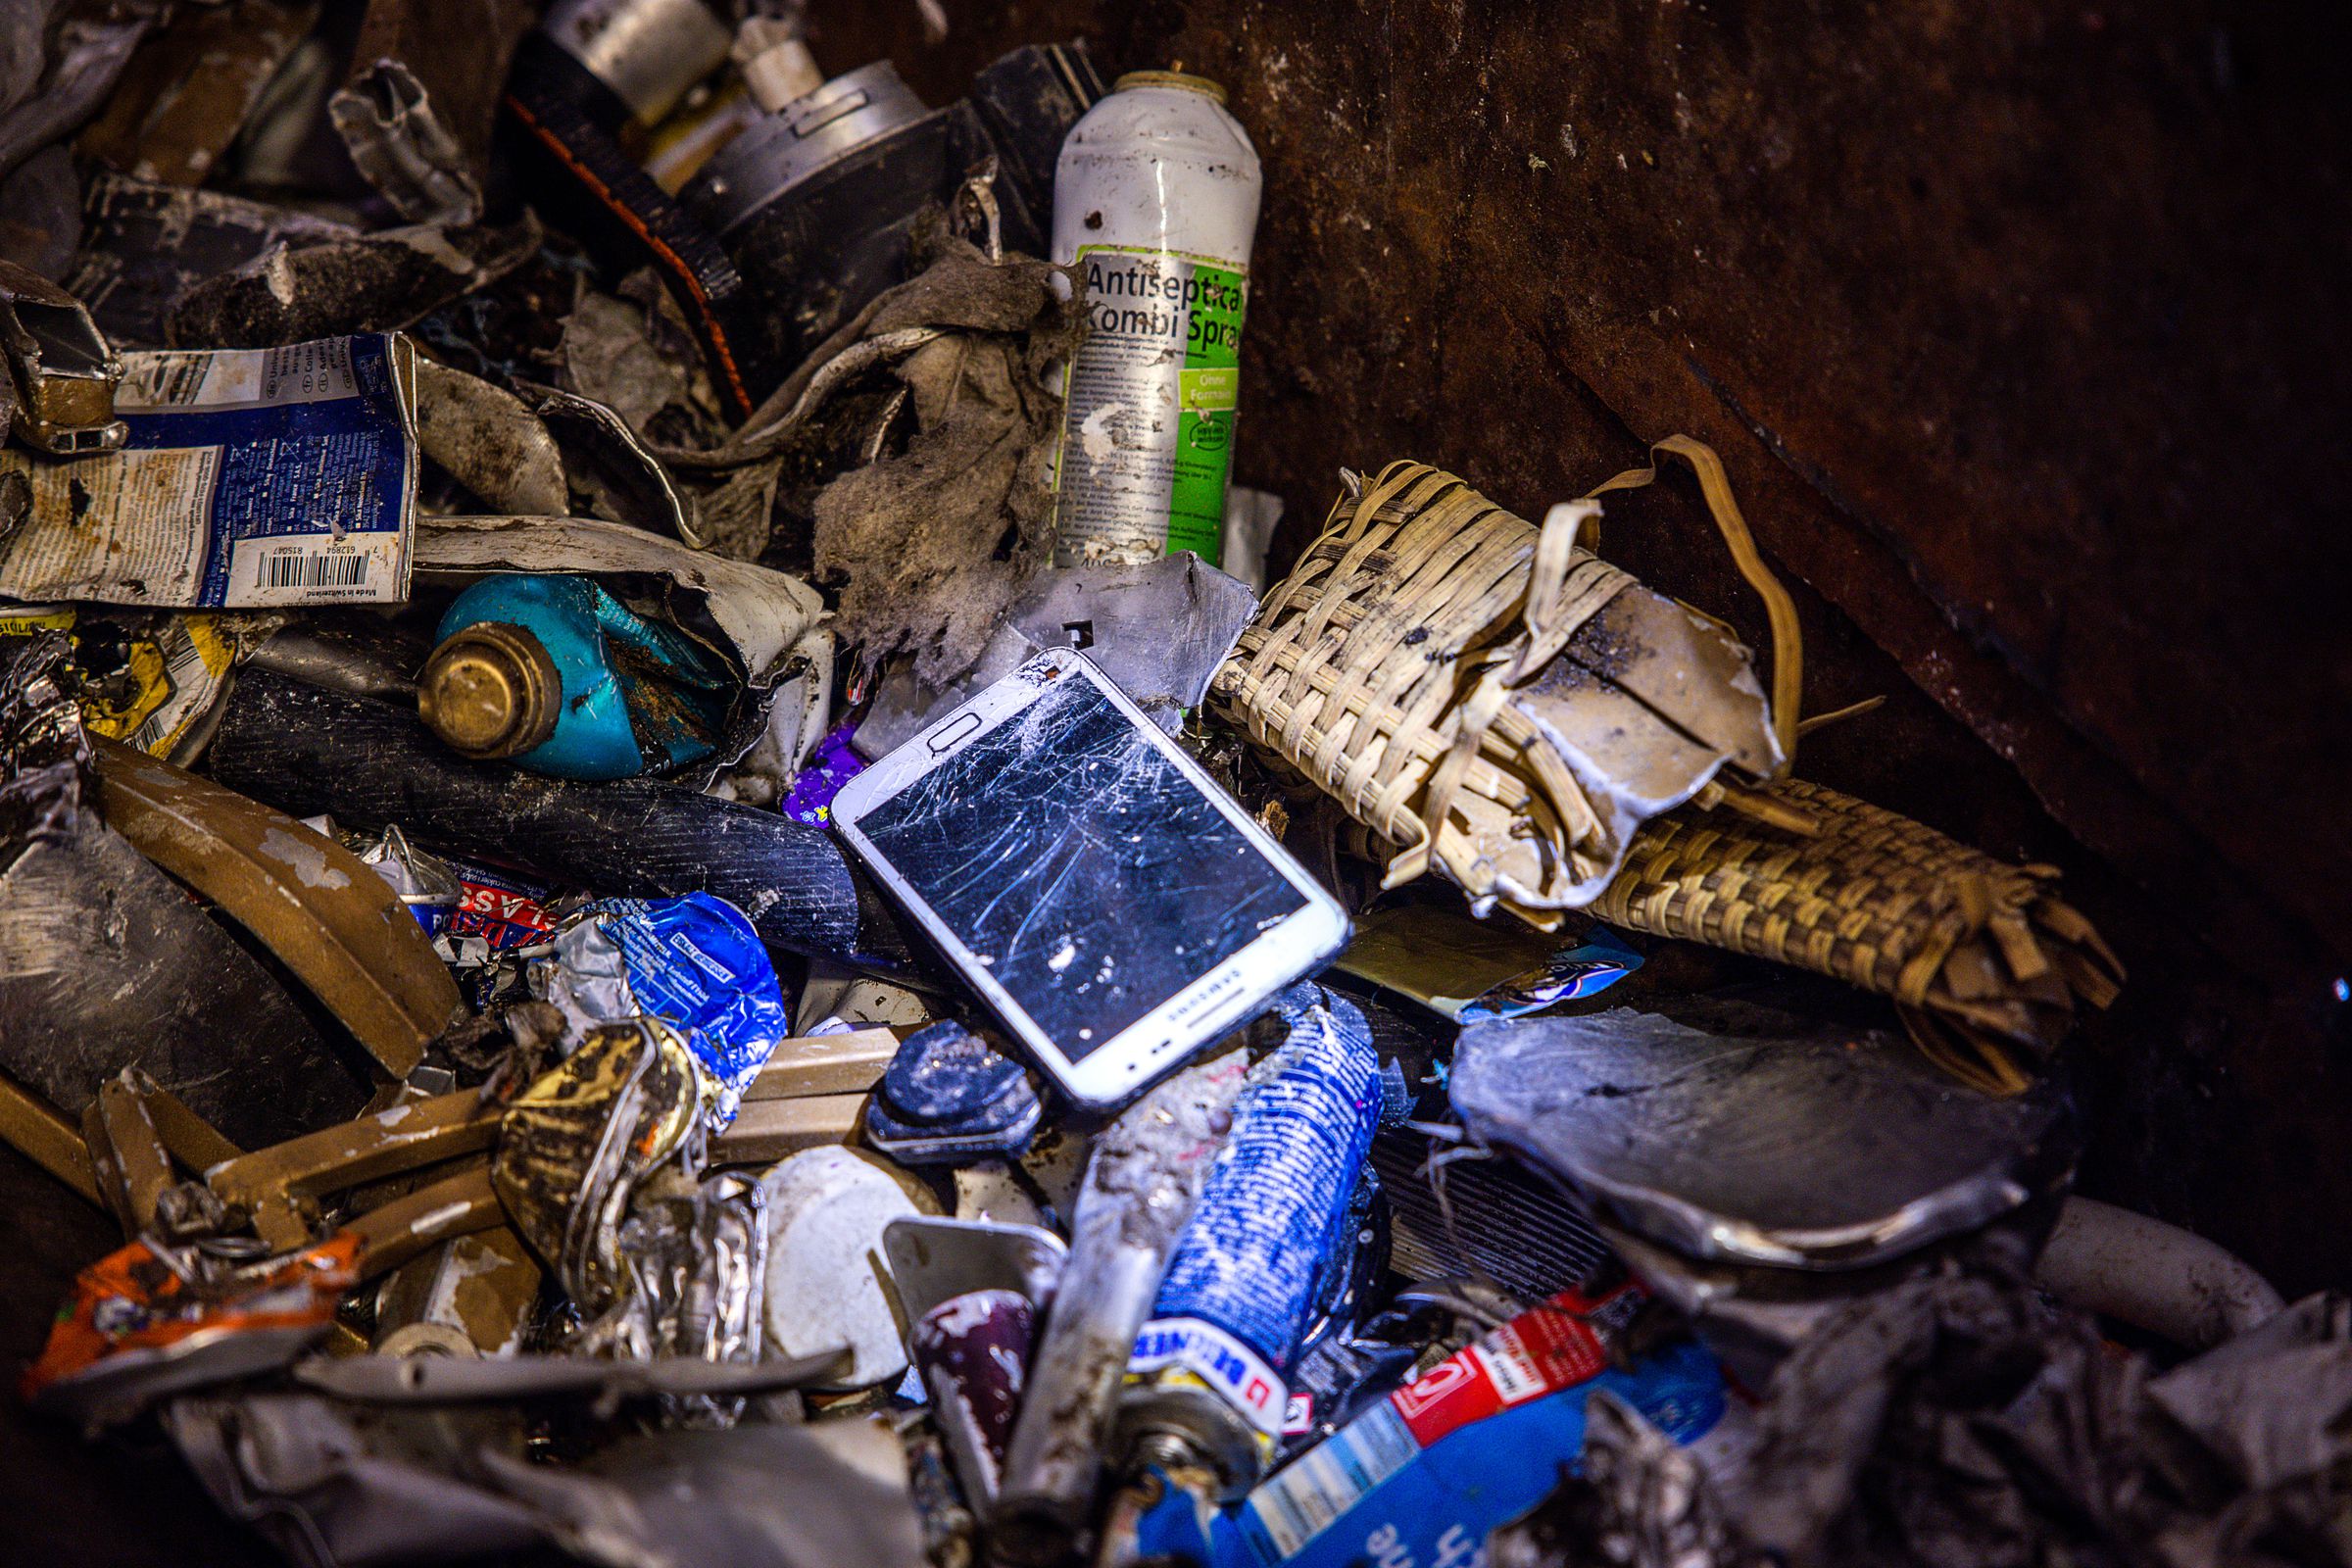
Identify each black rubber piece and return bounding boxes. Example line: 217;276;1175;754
209;670;920;977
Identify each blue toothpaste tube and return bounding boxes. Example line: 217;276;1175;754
1115;985;1383;1496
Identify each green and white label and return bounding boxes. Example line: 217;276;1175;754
1053;246;1248;566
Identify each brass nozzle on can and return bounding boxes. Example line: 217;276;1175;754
417;622;561;760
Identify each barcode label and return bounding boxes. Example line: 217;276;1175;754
258;552;368;589
124;631;215;754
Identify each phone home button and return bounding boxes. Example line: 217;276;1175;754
928;711;983;752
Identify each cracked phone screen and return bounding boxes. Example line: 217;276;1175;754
855;668;1308;1062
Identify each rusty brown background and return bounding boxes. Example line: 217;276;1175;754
815;0;2352;1291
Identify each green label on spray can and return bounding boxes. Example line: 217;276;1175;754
1054;247;1248;566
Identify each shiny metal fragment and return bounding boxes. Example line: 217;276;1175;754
1450;997;2074;1271
491;1017;703;1316
0;259;125;455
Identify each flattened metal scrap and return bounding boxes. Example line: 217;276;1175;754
493;1019;702;1314
345;1161;504;1278
0;811;361;1148
708;1094;869;1166
0;258;126;454
83;1072;173;1238
1450;997;2074;1269
0;1068;100;1205
742;1028;903;1100
329;0;534;225
2;629;364;1148
206;1089;499;1216
91;736;463;1079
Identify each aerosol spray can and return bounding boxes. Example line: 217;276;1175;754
1050;72;1262;569
1111;987;1382;1500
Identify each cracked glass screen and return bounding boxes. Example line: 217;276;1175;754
856;671;1309;1062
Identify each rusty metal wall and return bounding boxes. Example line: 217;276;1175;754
849;2;2352;1287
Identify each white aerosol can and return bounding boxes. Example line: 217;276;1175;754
1050;72;1261;567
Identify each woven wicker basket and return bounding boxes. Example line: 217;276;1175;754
1211;439;2123;1092
1210;443;1800;918
1592;778;2122;1093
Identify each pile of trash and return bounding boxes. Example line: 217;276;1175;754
2;5;2347;1568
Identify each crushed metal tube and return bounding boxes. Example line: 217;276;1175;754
0;15;2327;1568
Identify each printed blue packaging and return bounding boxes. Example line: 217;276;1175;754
544;892;788;1127
1135;985;1384;1444
0;335;416;609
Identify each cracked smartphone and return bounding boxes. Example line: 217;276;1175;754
832;645;1349;1107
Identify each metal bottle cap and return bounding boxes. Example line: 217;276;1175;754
688;60;931;235
540;0;733;126
417;622;561;760
1111;70;1227;103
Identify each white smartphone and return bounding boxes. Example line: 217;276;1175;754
831;646;1350;1107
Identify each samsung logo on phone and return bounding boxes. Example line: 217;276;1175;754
1166;963;1244;1023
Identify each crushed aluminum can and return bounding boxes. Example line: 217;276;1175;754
491;1017;706;1319
1114;987;1383;1498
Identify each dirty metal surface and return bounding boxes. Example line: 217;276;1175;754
0;817;371;1151
92;736;464;1080
1453;1001;2074;1269
843;0;2352;1292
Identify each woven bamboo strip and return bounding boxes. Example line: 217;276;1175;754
1592;779;2123;1093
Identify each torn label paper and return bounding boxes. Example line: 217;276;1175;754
0;334;417;610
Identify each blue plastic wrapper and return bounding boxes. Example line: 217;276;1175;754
561;893;788;1128
1456;926;1642;1020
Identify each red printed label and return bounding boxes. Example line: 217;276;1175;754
1388;1284;1628;1448
443;871;555;950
